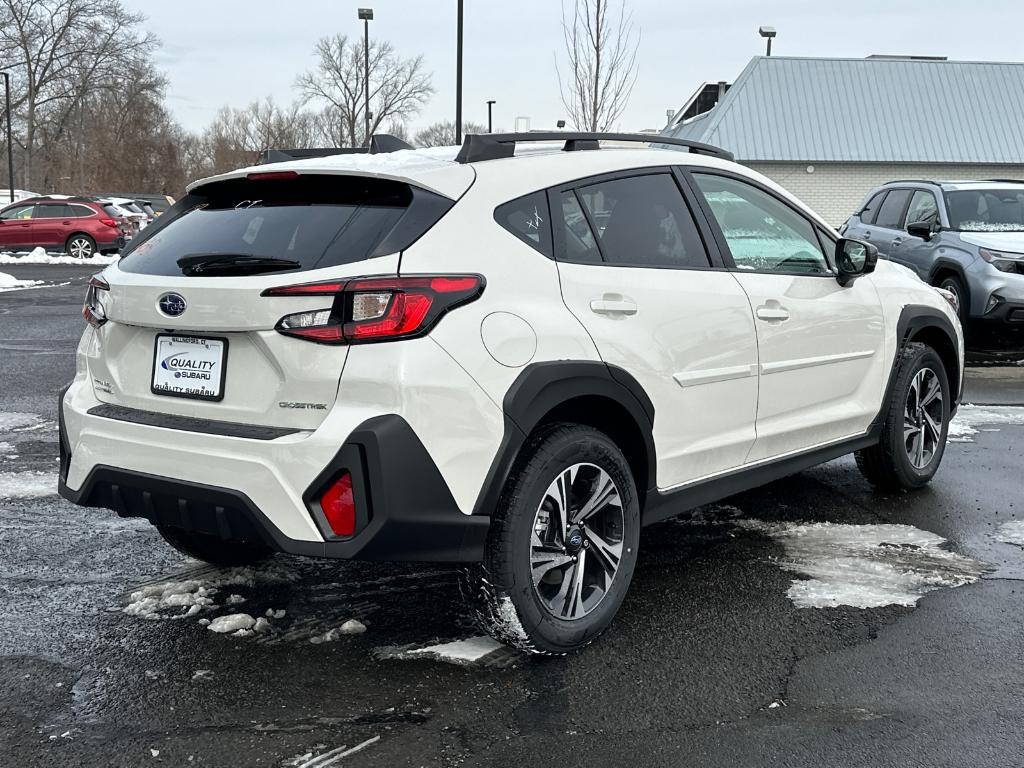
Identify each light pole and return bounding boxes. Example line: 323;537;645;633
486;100;495;133
1;72;13;203
455;0;464;144
759;26;776;57
359;8;373;147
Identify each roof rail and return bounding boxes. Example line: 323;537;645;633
454;132;734;164
981;179;1024;185
884;179;940;185
257;134;414;165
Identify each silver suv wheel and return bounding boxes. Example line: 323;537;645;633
904;367;943;469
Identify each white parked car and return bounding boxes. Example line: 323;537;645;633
59;133;963;653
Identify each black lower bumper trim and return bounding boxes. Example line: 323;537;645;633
86;403;302;440
58;412;490;563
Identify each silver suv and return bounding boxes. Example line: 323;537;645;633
842;180;1024;324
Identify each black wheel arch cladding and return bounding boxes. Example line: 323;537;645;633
472;361;656;517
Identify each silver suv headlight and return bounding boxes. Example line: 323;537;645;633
979;248;1024;274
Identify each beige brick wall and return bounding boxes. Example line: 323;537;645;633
745;162;1024;228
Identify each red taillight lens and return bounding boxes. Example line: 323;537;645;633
320;472;355;537
82;275;109;328
263;274;485;344
99;217;118;228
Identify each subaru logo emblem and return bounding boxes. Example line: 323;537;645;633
568;532;583;548
158;293;187;317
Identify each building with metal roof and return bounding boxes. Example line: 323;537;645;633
663;56;1024;224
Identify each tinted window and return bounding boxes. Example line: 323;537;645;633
905;190;939;228
102;204;122;218
0;204;33;220
693;173;829;275
874;189;911;229
33;204;70;219
70;204;95;218
559;190;601;263
860;191;887;224
575;174;710;268
494;191;552;257
119;176;449;277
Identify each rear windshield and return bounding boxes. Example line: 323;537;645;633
118;175;451;276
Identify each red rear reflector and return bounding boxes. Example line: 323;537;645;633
246;171;300;182
320;473;355;537
262;280;348;296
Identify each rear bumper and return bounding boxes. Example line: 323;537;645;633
58;381;489;562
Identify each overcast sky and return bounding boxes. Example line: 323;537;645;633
125;0;1024;136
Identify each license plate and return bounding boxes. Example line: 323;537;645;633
151;334;228;401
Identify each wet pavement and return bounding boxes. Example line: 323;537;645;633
1;265;1024;767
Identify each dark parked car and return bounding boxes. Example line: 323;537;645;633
0;196;126;258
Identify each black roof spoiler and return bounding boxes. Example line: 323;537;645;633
257;134;414;165
454;132;734;164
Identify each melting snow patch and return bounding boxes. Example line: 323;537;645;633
0;471;55;499
742;521;988;608
309;619;366;644
0;412;40;432
208;613;256;634
993;521;1024;548
376;636;505;665
0;271;43;292
948;405;1024;442
121;567;268;621
0;247;117;265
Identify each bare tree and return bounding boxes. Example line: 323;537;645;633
296;34;433;148
414;120;486;148
556;0;639;132
0;0;160;189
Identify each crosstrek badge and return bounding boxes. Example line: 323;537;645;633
151;335;227;401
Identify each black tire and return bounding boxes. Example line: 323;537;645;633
464;423;640;655
855;342;950;491
156;525;273;567
937;274;968;323
66;234;96;259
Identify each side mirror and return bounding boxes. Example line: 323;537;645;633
835;238;878;286
907;221;934;241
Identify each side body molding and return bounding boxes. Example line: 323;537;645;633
472;361;656;517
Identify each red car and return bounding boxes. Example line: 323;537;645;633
0;196;127;258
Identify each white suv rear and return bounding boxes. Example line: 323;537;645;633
60;133;964;653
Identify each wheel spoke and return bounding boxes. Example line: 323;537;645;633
574;468;619;524
916;427;926;466
586;528;622;577
920;374;942;407
562;550;587;618
923;411;942;443
531;551;573;583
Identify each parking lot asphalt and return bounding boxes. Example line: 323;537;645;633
2;265;1024;767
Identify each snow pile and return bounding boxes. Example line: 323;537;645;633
123;579;216;620
0;271;43;292
0;412;43;432
207;613;256;634
993;521;1024;548
0;471;56;499
948;405;1024;442
742;521;988;608
0;246;117;265
375;636;505;665
309;619;366;644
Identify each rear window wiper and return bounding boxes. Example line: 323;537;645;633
177;254;301;276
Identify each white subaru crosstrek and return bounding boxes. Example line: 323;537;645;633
59;133;963;654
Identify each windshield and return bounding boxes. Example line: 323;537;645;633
946;189;1024;232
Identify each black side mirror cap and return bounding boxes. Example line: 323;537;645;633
835;238;878;286
907;221;934;241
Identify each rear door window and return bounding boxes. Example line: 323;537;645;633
118;176;452;277
494;191;552;257
70;204;95;218
33;204;70;219
574;174;711;269
874;189;912;229
859;191;887;224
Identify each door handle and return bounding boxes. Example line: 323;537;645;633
756;303;790;322
892;236;903;246
590;296;638;316
863;231;871;239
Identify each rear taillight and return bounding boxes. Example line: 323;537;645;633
320;472;355;537
99;217;119;228
263;274;485;344
83;275;109;328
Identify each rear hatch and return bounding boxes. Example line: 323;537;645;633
87;171;464;430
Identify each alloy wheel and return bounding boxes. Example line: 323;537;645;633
69;238;93;259
904;367;943;469
530;462;624;620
